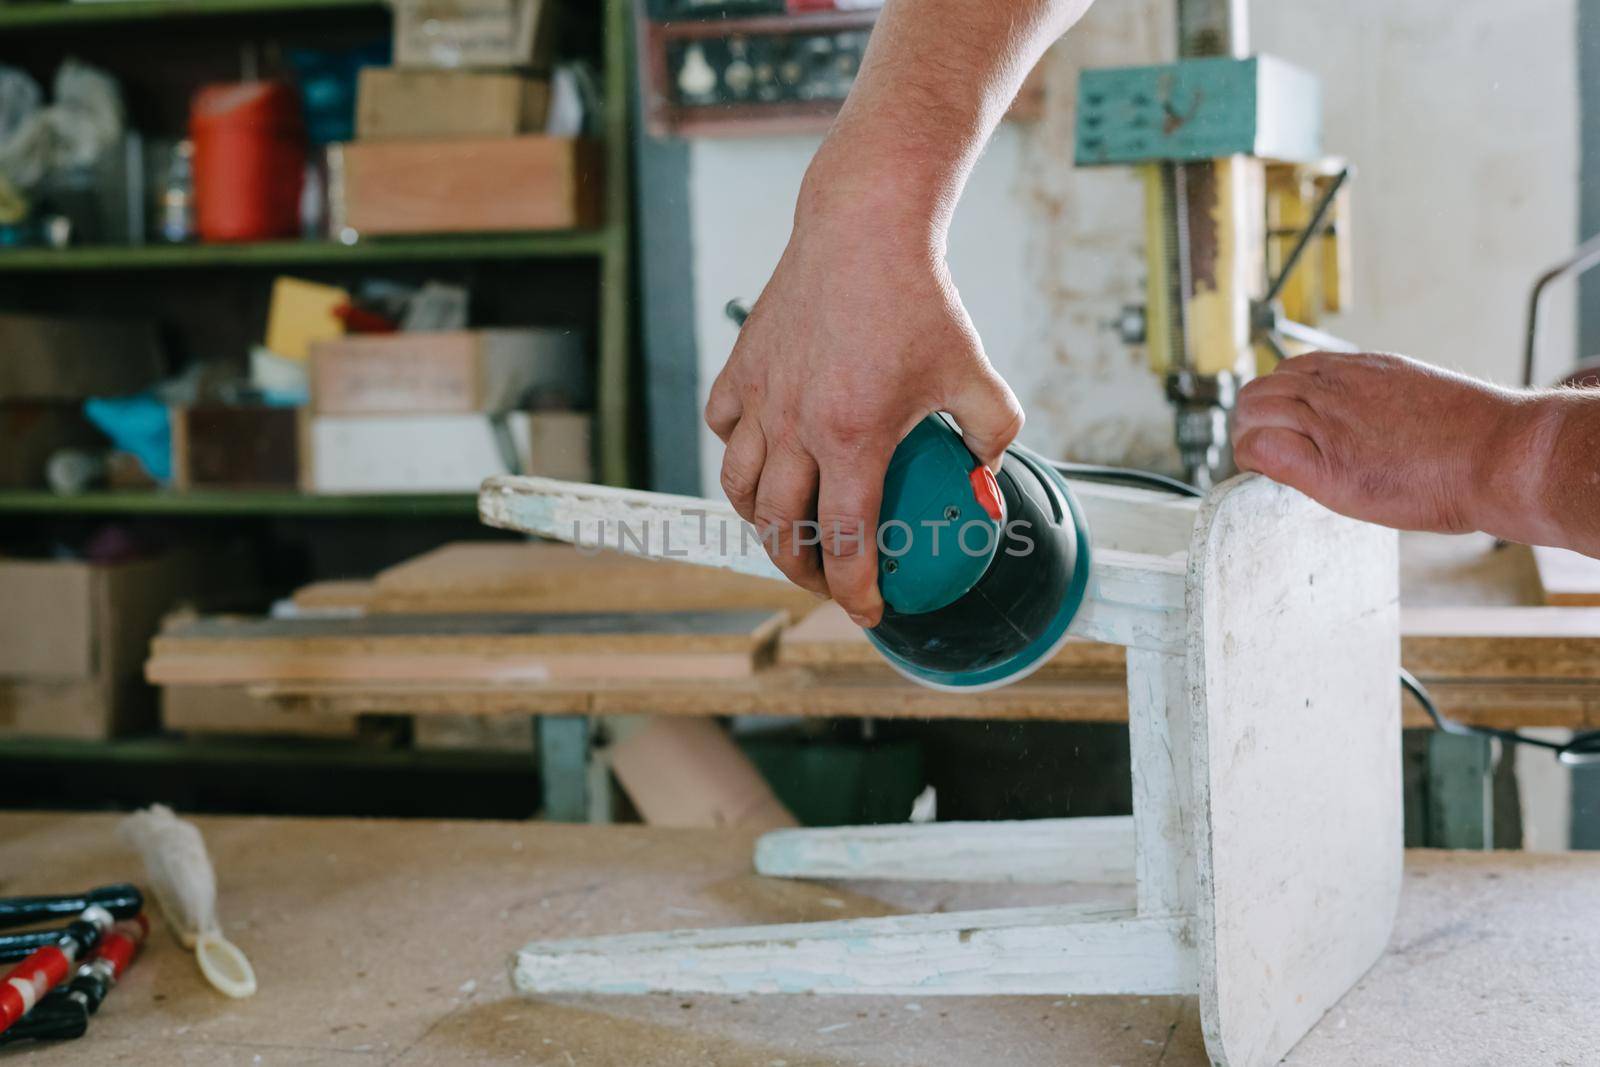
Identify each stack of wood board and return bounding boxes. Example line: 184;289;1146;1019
147;610;785;688
158;541;814;743
775;600;1600;731
366;541;820;620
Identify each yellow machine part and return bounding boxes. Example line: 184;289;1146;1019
1142;157;1265;378
1263;160;1352;369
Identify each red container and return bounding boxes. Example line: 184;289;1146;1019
190;82;306;243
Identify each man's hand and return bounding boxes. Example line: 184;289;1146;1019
705;190;1021;628
701;0;1090;628
1233;352;1599;556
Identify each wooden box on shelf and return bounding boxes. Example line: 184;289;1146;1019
170;405;304;491
309;329;588;416
393;0;556;71
335;136;603;236
357;68;551;141
302;410;592;494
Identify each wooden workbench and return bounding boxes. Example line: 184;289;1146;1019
1;813;1594;1065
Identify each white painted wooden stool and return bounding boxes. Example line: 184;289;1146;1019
479;473;1402;1067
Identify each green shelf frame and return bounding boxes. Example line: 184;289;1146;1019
0;232;608;272
0;0;384;30
0;490;477;517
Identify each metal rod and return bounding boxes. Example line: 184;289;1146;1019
1520;231;1600;386
1261;167;1351;307
1261;330;1292;365
1272;319;1361;354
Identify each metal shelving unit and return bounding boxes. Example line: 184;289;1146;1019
0;232;609;272
0;0;385;28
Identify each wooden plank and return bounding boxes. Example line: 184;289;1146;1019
147;611;784;686
1402;607;1600;680
753;817;1135;885
779;601;1126;675
512;903;1196;997
160;684;360;738
1532;544;1600;606
254;672;1600;730
609;718;796;831
1399;532;1539;607
785;602;1600;684
290;579;376;613
254;672;1133;721
372;541;819;620
1187;476;1402;1067
480;476;1189;654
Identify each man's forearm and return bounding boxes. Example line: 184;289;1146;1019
1503;391;1600;556
798;0;1094;238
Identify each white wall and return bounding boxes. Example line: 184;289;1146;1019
686;0;1580;491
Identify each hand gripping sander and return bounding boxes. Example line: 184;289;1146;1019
863;414;1092;691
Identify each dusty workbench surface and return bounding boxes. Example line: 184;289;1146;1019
0;813;1593;1065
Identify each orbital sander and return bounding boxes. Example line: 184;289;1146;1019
863;415;1093;692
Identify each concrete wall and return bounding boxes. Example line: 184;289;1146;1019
683;0;1581;490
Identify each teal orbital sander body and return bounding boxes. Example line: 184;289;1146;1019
865;415;1093;691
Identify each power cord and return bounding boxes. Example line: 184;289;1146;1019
1401;668;1600;767
1047;460;1203;500
1048;459;1600;766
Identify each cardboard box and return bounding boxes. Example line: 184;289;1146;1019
170;405;304;491
0;679;145;742
337;136;601;236
393;0;555;70
0;403;104;488
357;68;551;141
526;410;590;481
0;554;191;739
303;410;592;494
265;277;348;362
309;329;587;415
0;313;164;400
